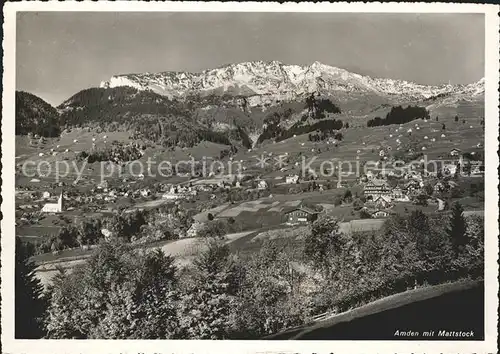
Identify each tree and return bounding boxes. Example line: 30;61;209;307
367;105;429;127
454;115;459;122
442;123;446;131
415;194;429;206
423;183;434;196
447;202;467;251
344;122;349;129
46;241;181;339
359;209;372;219
178;240;240;339
57;225;79;250
198;219;227;239
303;215;342;276
352;198;364;211
16;237;47;338
234;240;307;338
77;219;103;247
333;195;343;206
435;116;439;121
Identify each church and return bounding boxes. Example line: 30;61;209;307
41;191;65;213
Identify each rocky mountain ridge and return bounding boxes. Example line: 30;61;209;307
100;61;484;106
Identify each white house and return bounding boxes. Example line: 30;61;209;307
257;180;268;190
371;210;390;218
101;228;114;241
373;195;392;209
41;192;64;213
140;189;151;197
285;175;300;184
162;193;183;200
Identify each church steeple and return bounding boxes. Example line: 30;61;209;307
58;190;64;211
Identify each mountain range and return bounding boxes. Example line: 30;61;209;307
17;61;485;148
99;61;484;107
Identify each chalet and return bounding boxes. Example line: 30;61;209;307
373;195;392;209
363;180;392;200
391;187;404;199
449;148;462;157
283;207;319;225
285;175;300;184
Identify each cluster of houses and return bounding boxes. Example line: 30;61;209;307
357;149;483;218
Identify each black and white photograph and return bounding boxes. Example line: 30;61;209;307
1;2;498;353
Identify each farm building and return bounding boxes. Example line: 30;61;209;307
283;206;319;226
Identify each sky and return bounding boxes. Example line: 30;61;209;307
16;12;485;106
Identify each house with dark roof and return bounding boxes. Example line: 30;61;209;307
373;195;392;209
283;206;320;225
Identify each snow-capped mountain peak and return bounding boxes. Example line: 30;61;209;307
100;61;484;106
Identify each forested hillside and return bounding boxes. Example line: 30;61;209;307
16;91;61;137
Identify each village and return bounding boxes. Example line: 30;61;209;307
15;134;484;261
